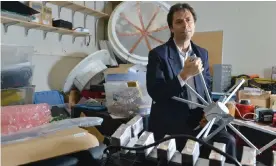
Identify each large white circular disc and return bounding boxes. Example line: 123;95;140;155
108;1;171;65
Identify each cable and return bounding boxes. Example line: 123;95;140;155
103;134;241;166
234;104;258;122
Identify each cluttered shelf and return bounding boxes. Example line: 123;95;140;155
1;16;90;39
47;1;109;18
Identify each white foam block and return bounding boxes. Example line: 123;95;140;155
111;124;131;146
181;139;200;166
126;115;143;137
241;146;256;166
157;135;177;162
209;142;226;166
121;136;138;154
134;131;155;157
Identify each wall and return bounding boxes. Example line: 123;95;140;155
1;1;112;91
168;1;276;78
2;1;275;92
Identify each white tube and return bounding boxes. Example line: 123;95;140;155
185;83;209;106
223;79;245;104
172;96;207;109
196;120;212;139
258;139;276;154
228;124;259;152
199;72;212;104
203;118;216;138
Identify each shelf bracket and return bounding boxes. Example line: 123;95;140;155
58;6;63;18
84;14;88;28
59;34;63;41
94;18;99;47
83;14;88;45
72;10;76;26
43;31;48;40
72;36;77;43
3;22;18;33
43;29;58;40
24;28;31;36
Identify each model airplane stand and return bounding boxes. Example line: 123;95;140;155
107;114;276;166
172;67;276;165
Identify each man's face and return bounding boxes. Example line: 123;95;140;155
170;9;195;41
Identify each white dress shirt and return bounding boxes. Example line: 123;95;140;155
174;41;198;109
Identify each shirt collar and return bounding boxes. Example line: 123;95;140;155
173;39;192;54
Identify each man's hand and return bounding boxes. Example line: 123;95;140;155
179;57;203;81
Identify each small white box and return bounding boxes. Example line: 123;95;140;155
181;139;200;166
241;146;256;166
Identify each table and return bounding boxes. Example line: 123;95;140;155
232;119;276;136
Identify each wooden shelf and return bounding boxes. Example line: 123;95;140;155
48;1;109;18
111;1;122;6
1;16;90;42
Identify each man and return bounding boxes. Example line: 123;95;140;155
146;3;236;160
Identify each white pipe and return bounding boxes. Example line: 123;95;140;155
258;139;276;154
185;83;209;106
199;72;212;104
172;96;207;109
223;79;245;104
203;118;216;138
228;124;260;153
196;120;212;139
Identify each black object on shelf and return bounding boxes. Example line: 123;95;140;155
90;85;105;92
1;1;39;16
52;19;73;30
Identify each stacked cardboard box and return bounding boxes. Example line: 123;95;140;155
28;2;52;26
272;66;276;80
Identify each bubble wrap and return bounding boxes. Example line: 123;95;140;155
1;103;52;135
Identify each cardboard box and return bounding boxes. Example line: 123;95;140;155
238;90;271;108
271;95;276;110
29;2;43;24
272;66;276;80
42;6;52;26
2;127;99;166
272;74;276;80
104;64;134;75
273;66;276;74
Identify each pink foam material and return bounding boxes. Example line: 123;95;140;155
1;103;52;135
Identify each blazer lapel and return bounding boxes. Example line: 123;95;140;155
167;38;182;77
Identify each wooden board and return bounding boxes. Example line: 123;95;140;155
192;31;223;75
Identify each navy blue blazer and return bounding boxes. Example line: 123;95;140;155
146;38;212;140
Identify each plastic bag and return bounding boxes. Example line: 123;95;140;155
104;66;152;117
1;117;103;144
1;103;52;135
104;82;151;118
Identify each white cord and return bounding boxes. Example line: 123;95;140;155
234;103;258;122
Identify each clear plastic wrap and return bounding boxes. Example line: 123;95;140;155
1;117;103;145
104;81;151;118
1;44;34;89
104;65;152;117
1;85;35;106
1;103;52;135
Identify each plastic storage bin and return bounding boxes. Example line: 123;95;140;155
1;85;35;106
1;44;34;89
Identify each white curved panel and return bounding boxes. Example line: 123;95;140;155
74;60;107;92
108;1;171;65
63;50;109;93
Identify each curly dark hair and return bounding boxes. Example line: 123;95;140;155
167;3;197;38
